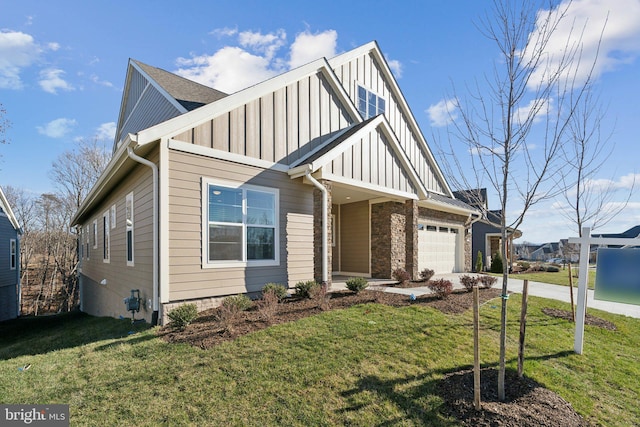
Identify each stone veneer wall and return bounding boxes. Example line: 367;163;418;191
418;207;472;272
371;201;410;279
313;180;332;285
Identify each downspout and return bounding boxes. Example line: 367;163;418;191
127;138;159;325
304;171;328;285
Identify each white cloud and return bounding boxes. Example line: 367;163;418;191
525;0;640;90
176;46;278;93
386;58;403;78
90;74;114;88
47;42;60;51
289;30;337;68
37;118;77;138
513;97;553;125
175;28;339;93
426;98;458;127
38;68;74;94
0;30;42;89
209;27;238;38
94;122;116;140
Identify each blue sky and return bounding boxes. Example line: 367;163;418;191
1;0;638;244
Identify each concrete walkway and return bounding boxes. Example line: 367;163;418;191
332;273;640;319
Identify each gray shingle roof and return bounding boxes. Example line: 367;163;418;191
428;192;478;212
132;60;227;111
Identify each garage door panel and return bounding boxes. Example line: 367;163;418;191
418;225;460;274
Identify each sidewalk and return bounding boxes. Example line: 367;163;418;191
333;273;640;319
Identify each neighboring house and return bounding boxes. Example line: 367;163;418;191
0;187;22;322
71;41;478;324
529;242;560;262
558;239;579;263
452;189;521;271
591;225;640;262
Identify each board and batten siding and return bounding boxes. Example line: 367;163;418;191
79;152;156;322
332;52;446;194
326;128;417;195
171;72;354;166
167;149;314;302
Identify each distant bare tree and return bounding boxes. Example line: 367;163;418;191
438;0;602;400
49;138;110;208
3;186;37;284
557;87;635;237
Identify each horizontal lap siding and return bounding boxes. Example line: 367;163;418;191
167;149;314;301
79;151;157;322
333;53;445;194
170;73;353;167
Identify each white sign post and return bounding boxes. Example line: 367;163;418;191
569;226;640;354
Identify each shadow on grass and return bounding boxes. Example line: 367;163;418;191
337;350;576;426
0;311;153;360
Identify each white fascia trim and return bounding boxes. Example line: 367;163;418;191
329;42;454;198
0;187;21;233
72;134;137;226
168;139;289;172
419;198;477;216
137;58;356;146
316;172;419;201
288;126;353;169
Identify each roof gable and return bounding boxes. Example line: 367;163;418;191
0;187;21;233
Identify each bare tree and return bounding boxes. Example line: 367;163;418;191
3;186;37;284
439;0;601;400
49;138;110;208
557;87;634;237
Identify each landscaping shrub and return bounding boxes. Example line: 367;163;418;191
309;283;330;310
295;280;319;299
392;268;411;284
167;303;198;330
262;283;288;301
490;251;503;273
529;263;546;272
459;274;479;292
478;275;498;289
427;278;453;299
546;266;560;273
419;268;435;281
517;261;530;271
222;294;253;311
257;288;279;324
476;251;484;273
345;277;369;293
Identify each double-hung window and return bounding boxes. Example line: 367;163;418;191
126;192;134;266
9;239;16;270
357;85;386;119
203;179;279;268
103;210;110;263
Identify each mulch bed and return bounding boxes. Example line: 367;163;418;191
157;286;611;426
541;307;617;330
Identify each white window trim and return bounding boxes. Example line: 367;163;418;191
201;177;280;269
126;192;134;267
9;239;16;270
85;225;90;260
111;204;117;229
92;219;98;249
102;210;110;263
355;83;386;119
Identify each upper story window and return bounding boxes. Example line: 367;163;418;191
357;85;386;119
203;178;279;268
103;210;110;263
10;239;16;270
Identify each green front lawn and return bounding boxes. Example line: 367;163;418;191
1;295;638;426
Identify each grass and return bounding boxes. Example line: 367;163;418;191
1;296;639;426
493;268;597;289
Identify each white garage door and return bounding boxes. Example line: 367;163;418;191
418;224;460;274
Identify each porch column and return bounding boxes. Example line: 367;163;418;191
313;180;332;286
371;201;408;279
405;199;419;279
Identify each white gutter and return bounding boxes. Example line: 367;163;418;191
304;170;329;285
127;135;159;324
